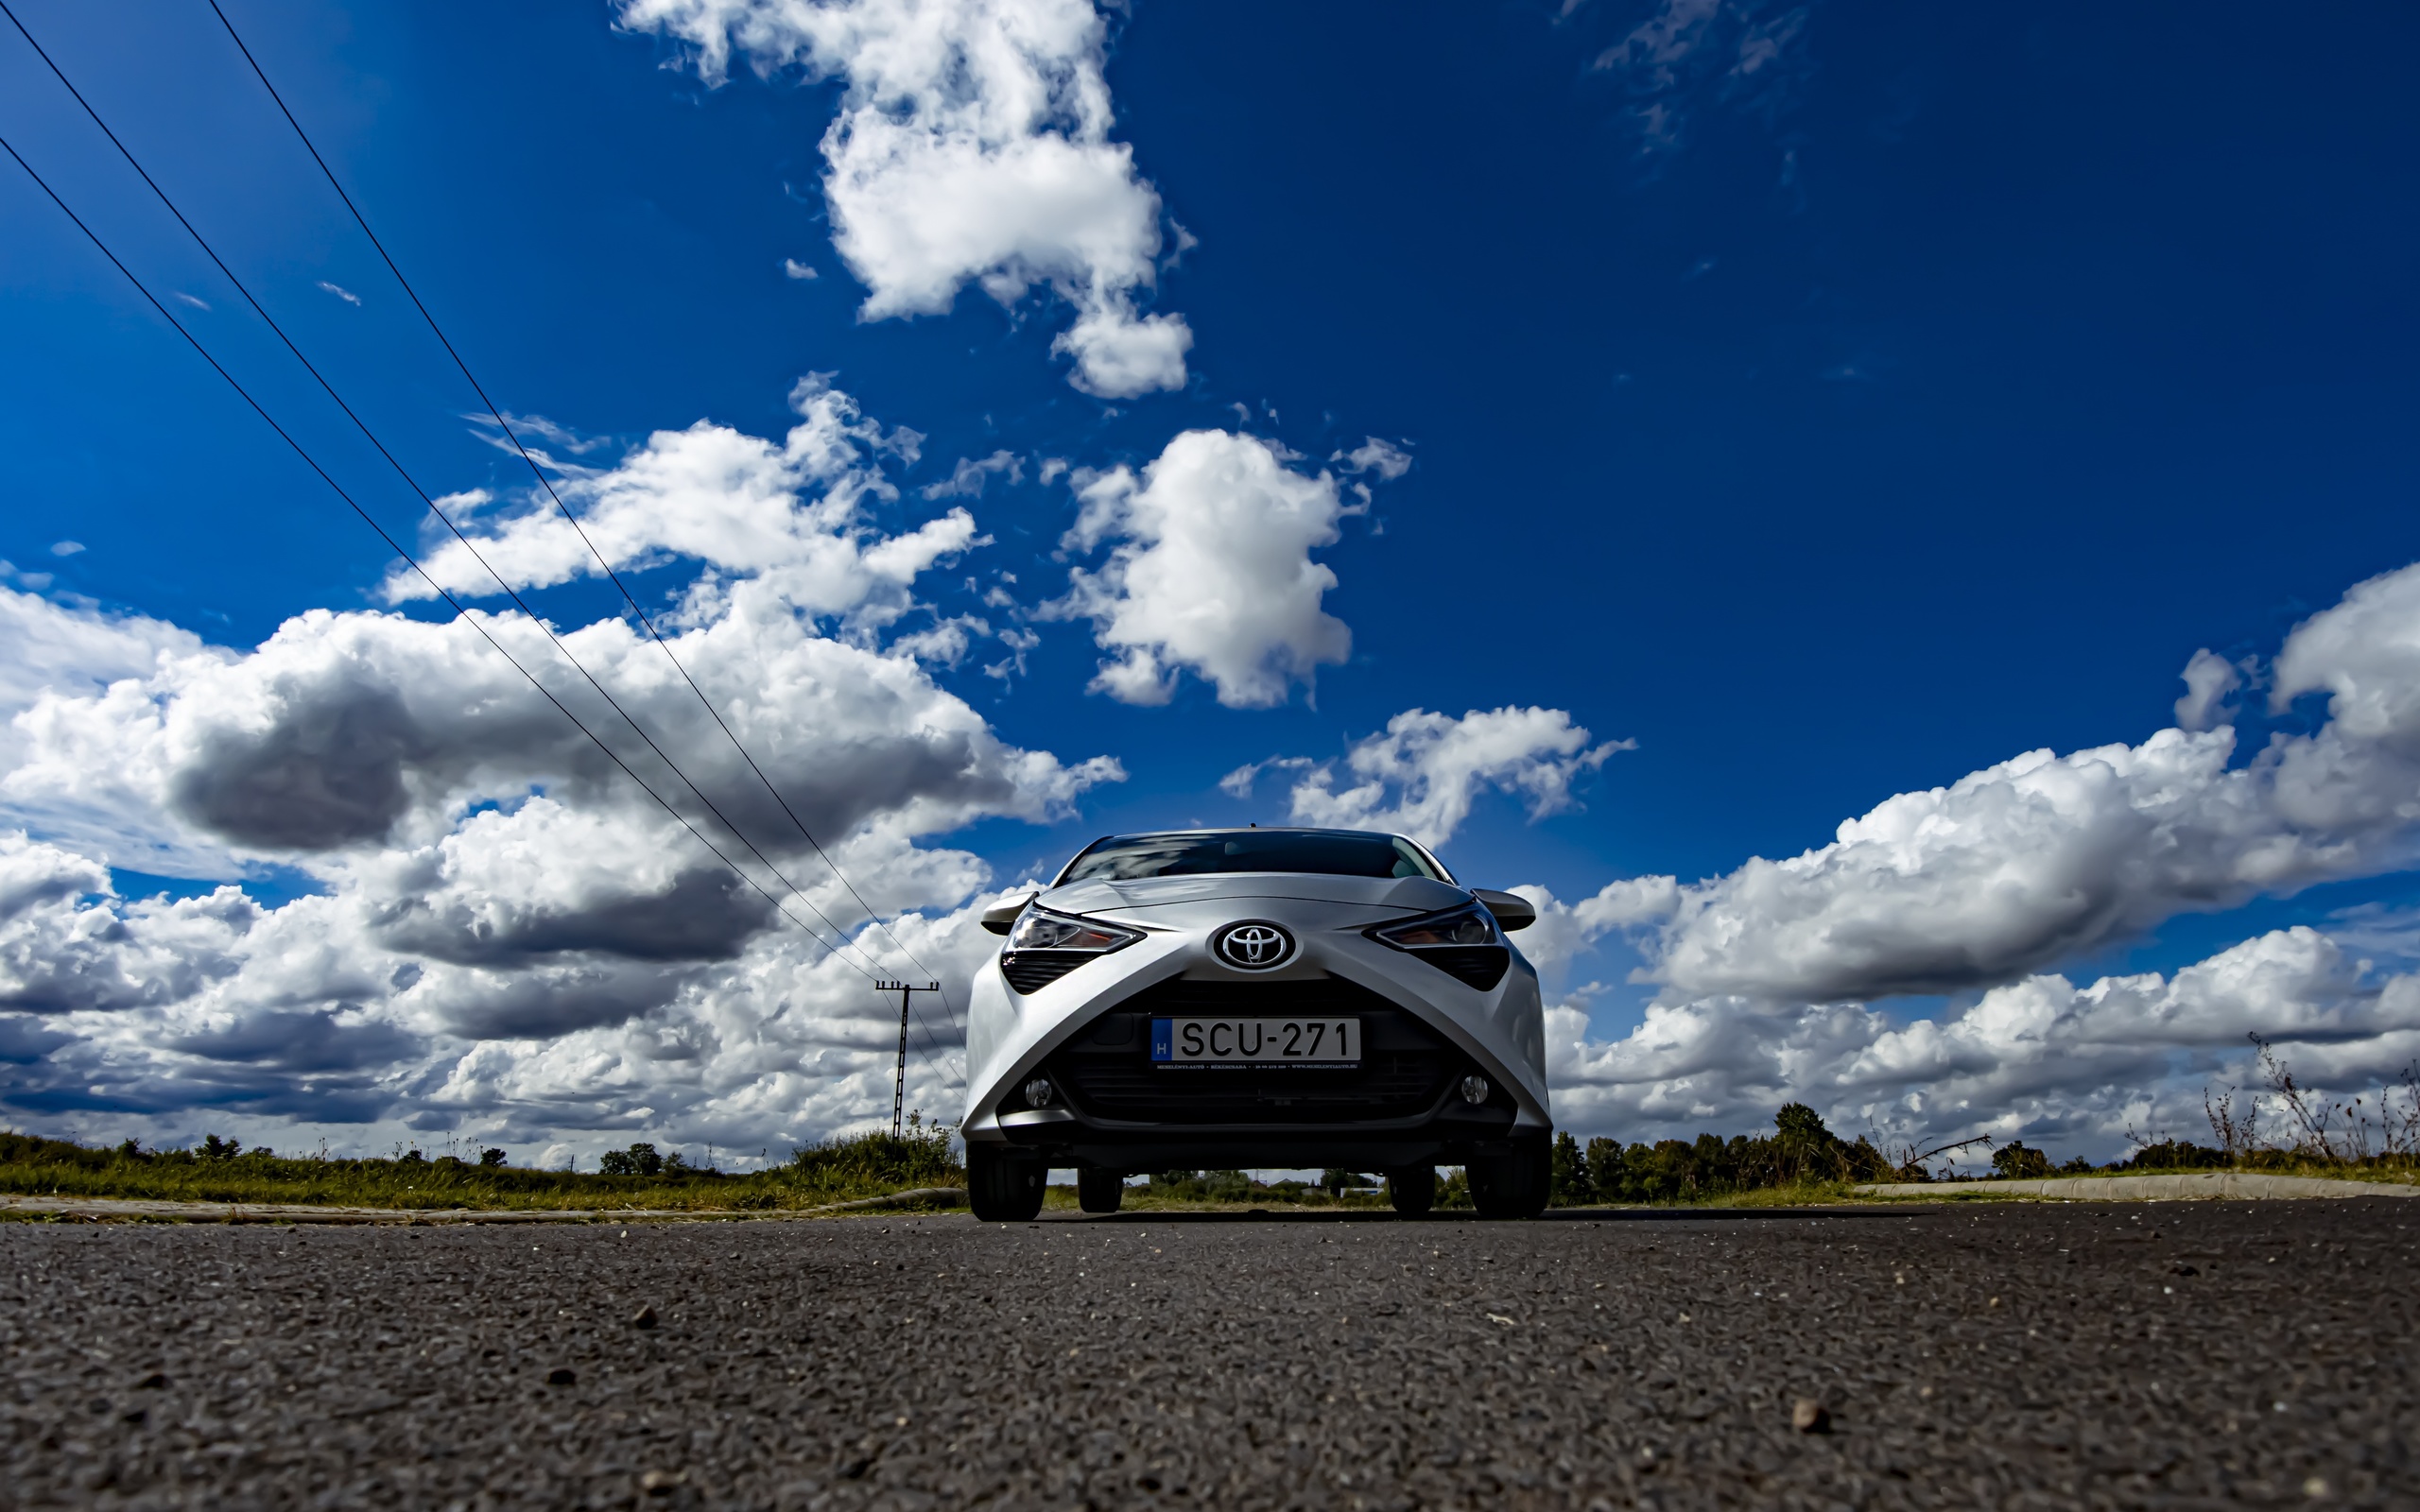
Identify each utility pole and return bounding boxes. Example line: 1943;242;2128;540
876;981;941;1138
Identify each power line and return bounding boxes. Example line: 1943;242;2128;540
0;3;959;1070
202;0;969;1058
0;129;923;1017
0;135;957;1088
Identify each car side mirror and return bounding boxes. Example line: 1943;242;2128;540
1472;888;1536;933
980;894;1035;936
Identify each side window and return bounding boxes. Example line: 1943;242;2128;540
1392;838;1446;881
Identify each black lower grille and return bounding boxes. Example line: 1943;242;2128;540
1047;975;1461;1125
1001;950;1096;994
1411;945;1510;991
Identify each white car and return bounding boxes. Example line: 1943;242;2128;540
960;827;1551;1221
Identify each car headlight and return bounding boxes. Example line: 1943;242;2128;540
1366;900;1511;990
1006;904;1142;954
1000;904;1144;994
1370;900;1500;949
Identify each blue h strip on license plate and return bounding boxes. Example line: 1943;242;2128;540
1150;1018;1173;1061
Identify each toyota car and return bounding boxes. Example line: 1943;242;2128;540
960;827;1551;1221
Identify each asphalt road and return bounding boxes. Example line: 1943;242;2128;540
4;1199;2412;1509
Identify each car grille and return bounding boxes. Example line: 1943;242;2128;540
1046;975;1461;1125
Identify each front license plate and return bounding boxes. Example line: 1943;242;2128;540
1150;1017;1361;1066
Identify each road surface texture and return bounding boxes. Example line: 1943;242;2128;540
4;1199;2412;1509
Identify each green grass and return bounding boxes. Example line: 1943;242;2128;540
0;1129;961;1213
1856;1160;2420;1199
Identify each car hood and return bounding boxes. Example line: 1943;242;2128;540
1040;871;1467;919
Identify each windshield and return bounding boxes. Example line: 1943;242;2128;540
1058;829;1448;885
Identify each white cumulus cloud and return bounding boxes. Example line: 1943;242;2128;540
394;375;973;639
0;377;1127;1161
1238;706;1630;849
1049;430;1355;709
921;448;1022;500
1538;919;2420;1161
1621;561;2420;1005
621;0;1190;398
1506;559;2420;1157
2173;646;2241;731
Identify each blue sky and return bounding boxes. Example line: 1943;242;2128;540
6;0;2420;1162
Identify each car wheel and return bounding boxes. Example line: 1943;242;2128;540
1077;1167;1125;1214
967;1144;1046;1222
1468;1137;1550;1220
1385;1165;1435;1216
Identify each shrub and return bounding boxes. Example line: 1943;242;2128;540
1201;1169;1252;1201
1991;1142;2052;1179
1435;1166;1473;1209
479;1148;508;1167
786;1125;958;1190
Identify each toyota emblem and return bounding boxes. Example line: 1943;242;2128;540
1212;919;1295;971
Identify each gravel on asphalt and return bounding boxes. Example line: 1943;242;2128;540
3;1198;2413;1509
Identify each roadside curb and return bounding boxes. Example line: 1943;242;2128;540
0;1186;967;1225
1856;1172;2420;1202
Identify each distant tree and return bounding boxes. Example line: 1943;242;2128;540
399;1148;426;1165
2120;1139;2227;1172
596;1142;664;1177
1583;1138;1623;1203
1692;1132;1733;1192
199;1134;240;1161
479;1148;507;1167
1319;1169;1367;1195
1773;1102;1835;1180
1549;1131;1589;1206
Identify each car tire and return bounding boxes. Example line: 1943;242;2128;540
1385;1165;1435;1216
1468;1137;1550;1220
1077;1167;1125;1214
967;1144;1046;1222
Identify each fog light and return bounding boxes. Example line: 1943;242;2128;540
1460;1074;1490;1105
1023;1076;1054;1108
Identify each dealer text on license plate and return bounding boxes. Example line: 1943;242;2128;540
1150;1017;1361;1065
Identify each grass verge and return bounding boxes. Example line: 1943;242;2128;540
0;1129;959;1212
